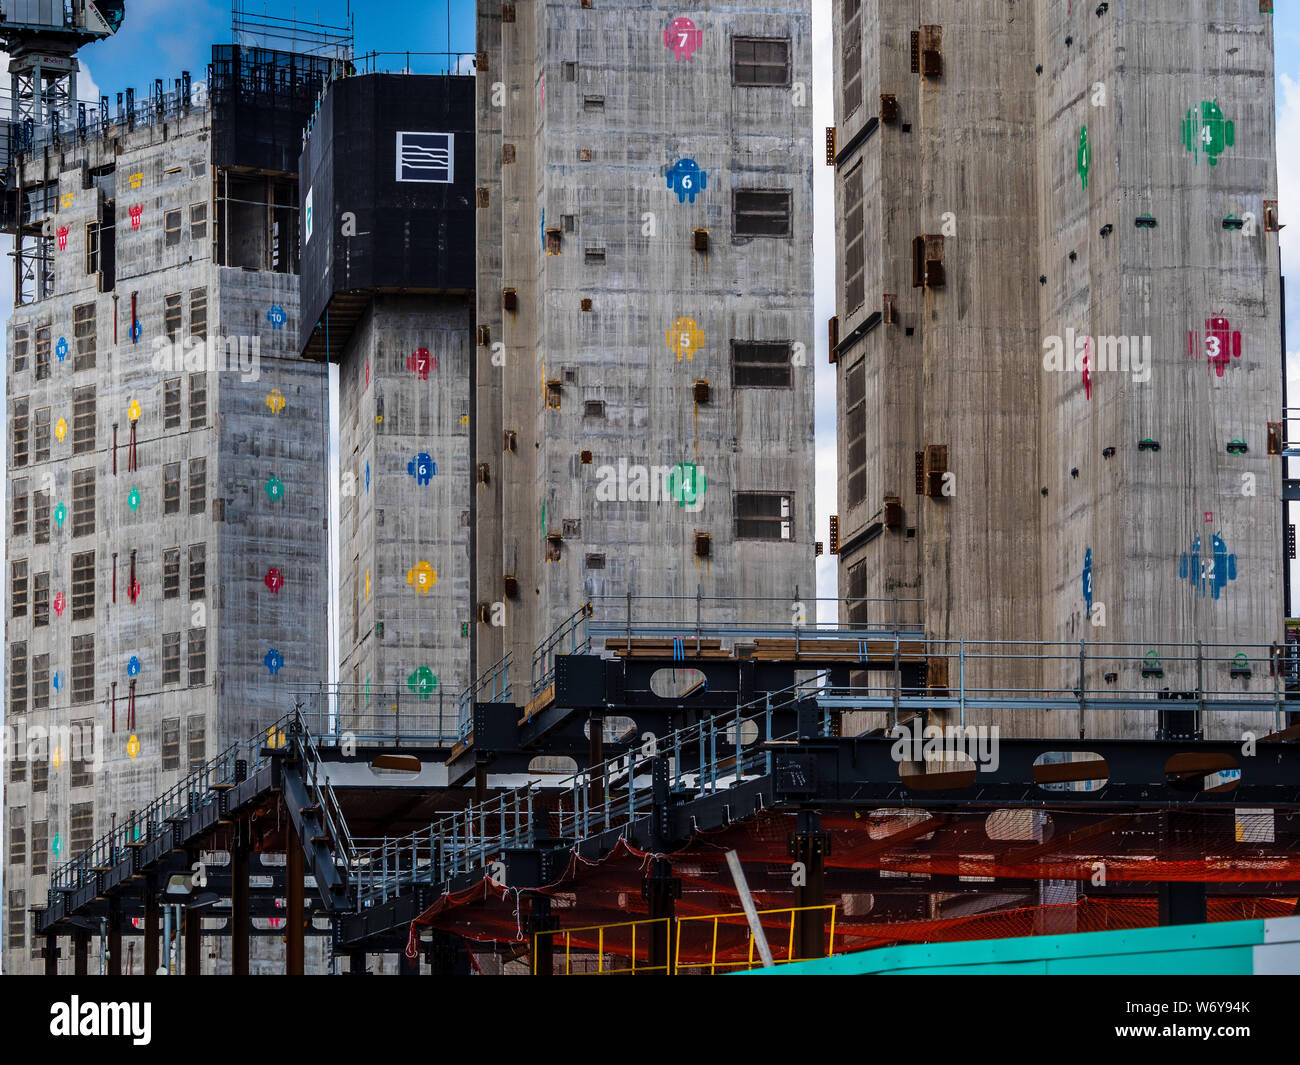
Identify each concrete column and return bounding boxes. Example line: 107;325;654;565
286;822;305;975
231;826;250;975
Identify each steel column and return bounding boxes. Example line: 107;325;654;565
184;908;202;975
231;824;250;975
791;811;828;963
44;933;59;976
286;819;305;975
106;897;122;976
73;929;89;976
642;858;681;975
143;877;160;975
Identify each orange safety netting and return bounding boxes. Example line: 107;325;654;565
409;807;1300;964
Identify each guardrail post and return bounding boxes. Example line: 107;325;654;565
1078;641;1087;739
959;638;967;727
1195;640;1205;737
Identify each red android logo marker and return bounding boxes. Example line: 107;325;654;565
1187;313;1242;377
57;225;69;251
406;348;435;379
129;205;143;231
264;568;284;594
1081;337;1092;400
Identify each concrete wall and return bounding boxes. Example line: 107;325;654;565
832;3;1283;740
479;0;816;691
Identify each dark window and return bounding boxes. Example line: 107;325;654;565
847;556;869;626
734;492;794;541
12;328;29;374
73;302;96;372
33;407;50;463
846;359;867;507
32;654;49;713
734;190;792;237
844;162;865;313
187;715;206;770
187;628;206;687
162;718;181;770
163;462;181;513
31;822;47;876
6;889;24;951
190;288;207;341
70;719;95;788
71;634;95;705
12;478;29;537
163;632;181;684
11;397;29;467
190;203;207;241
69;803;94;854
72;468;95;537
71;551;95;621
733;342;793;388
35;328;50;381
7;811;24;866
11;560;29;618
732;37;791;87
163;548;180;599
188;544;206;601
164;378;182;429
165;292;182;340
33;570;49;627
188;457;206;515
72;385;96;453
33;490;50;544
9;641;28;715
165;209;182;247
842;33;862;117
189;373;207;429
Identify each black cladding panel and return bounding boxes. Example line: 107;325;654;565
298;74;476;359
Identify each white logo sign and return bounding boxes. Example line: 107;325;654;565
396;131;454;183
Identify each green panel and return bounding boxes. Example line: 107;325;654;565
740;919;1271;976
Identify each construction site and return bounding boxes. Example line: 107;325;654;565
4;0;1300;980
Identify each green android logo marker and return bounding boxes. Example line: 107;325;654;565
1182;99;1234;166
1078;126;1090;190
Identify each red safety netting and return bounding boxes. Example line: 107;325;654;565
408;807;1300;966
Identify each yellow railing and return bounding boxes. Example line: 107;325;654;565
532;905;836;975
533;916;672;975
675;905;837;975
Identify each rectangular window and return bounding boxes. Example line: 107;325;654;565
33;571;49;627
71;551;95;621
33;407;50;463
70;719;95;788
31;822;47;876
187;715;206;770
844;162;865;313
189;373;207;429
85;220;100;275
33;491;49;544
734;492;794;541
163;632;181;684
847;556;868;626
11;560;29;618
190;203;207;241
69;803;94;854
73;302;96;372
164;378;182;429
72;385;96;454
11;397;29;467
9;642;27;715
732;37;791;87
188;544;206;601
12;328;29;374
187;628;206;687
734;190;792;237
32;654;49;713
161;718;181;770
163;548;180;599
188;457;206;515
732;341;793;388
161;462;180;514
165;209;182;247
189;288;207;341
71;634;95;705
35;328;50;381
72;468;95;537
846;358;866;507
9;750;24;783
6;889;24;951
7;815;25;868
12;478;28;537
164;292;182;340
31;743;48;791
842;30;862;117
